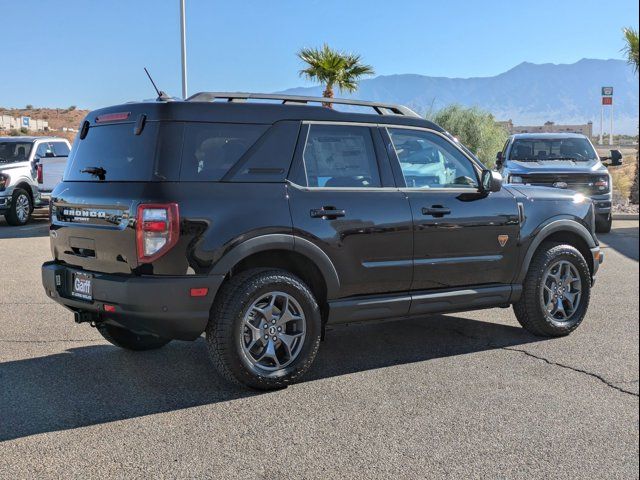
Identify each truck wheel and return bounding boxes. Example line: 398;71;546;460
595;213;612;233
206;269;322;390
5;188;32;226
514;242;591;337
96;323;171;350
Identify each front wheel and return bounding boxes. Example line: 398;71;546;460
96;323;171;350
514;242;591;337
5;188;32;226
206;269;322;390
595;213;612;234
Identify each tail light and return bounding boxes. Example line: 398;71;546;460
136;203;180;263
36;164;43;184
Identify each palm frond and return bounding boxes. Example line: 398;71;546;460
622;27;639;73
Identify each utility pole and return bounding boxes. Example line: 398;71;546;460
599;104;604;145
180;0;188;99
609;102;614;146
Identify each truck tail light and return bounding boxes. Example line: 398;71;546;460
36;164;43;184
136;203;179;263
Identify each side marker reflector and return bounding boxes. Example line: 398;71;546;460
190;288;209;297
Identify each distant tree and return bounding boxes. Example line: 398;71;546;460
25;104;33;109
428;105;508;168
622;27;639;204
68;105;77;111
297;44;374;107
19;127;28;134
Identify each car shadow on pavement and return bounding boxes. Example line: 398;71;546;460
0;314;540;442
599;226;639;262
0;214;50;239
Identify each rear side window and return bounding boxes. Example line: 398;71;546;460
302;124;381;188
180;123;268;181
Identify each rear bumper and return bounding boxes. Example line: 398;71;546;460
42;262;224;340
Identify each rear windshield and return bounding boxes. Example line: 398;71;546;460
65;121;267;182
509;138;598;162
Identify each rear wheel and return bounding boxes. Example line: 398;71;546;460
595;213;612;233
514;242;591;337
206;269;321;390
96;323;171;350
5;188;32;226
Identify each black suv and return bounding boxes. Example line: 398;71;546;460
42;93;603;389
497;133;622;233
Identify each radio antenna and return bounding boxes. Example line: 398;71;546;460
144;67;172;101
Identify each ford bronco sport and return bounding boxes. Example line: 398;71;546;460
496;133;622;233
41;93;603;389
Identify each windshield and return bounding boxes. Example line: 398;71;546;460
0;142;33;164
509;138;597;162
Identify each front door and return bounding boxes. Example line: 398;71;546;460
288;123;413;298
383;127;521;291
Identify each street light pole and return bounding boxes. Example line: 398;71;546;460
180;0;188;99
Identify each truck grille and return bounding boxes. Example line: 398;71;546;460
520;174;609;195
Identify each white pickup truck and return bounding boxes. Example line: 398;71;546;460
0;136;70;225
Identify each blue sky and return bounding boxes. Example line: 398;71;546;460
1;0;638;109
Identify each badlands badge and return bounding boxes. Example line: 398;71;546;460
498;234;509;247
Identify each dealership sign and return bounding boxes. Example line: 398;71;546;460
602;86;613;96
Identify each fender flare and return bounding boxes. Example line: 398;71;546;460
211;234;341;298
516;219;596;284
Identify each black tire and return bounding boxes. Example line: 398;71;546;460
96;323;171;351
206;268;322;390
513;242;591;337
5;188;32;226
595;213;612;233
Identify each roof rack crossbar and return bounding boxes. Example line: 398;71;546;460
185;92;419;117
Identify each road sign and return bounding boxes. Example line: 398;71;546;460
602;97;613;105
21;116;30;127
602;87;613;96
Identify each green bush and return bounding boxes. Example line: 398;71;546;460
428;105;508;168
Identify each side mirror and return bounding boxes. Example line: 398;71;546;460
481;169;502;193
609;149;623;166
495;151;504;169
45;151;55;158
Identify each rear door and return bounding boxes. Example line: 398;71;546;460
382;126;520;291
287;122;413;298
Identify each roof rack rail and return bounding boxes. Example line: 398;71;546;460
185;92;420;117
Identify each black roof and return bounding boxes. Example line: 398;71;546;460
87;95;442;131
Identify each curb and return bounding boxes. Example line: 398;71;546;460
612;213;639;220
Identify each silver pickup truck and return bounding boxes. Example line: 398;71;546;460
0;136;70;225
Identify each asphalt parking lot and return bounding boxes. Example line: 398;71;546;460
0;215;638;479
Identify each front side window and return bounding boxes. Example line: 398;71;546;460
303;124;381;188
388;129;478;189
0;142;33;164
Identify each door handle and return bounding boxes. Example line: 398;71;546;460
422;206;451;217
310;207;346;219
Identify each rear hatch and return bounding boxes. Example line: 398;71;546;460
50;109;186;275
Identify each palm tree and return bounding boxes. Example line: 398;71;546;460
622;27;639;204
297;44;374;107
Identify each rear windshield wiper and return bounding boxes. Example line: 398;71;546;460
80;166;107;180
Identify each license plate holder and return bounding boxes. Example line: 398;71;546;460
71;272;93;301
